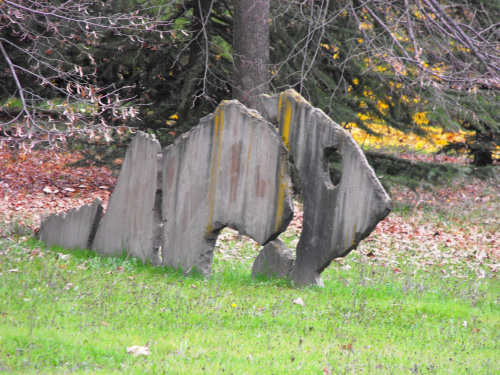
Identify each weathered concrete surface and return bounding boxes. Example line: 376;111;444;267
162;100;294;276
252;239;294;278
93;132;162;263
39;198;103;250
260;90;392;286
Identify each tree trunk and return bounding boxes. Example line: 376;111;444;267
233;0;270;111
470;128;494;167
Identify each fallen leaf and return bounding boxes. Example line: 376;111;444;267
342;343;353;351
486;264;500;272
76;262;88;270
127;345;151;357
43;186;59;194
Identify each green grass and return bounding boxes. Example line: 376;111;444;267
1;234;499;374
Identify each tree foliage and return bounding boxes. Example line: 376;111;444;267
268;0;499;163
1;0;498;164
0;0;172;146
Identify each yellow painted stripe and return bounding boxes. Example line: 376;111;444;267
352;223;357;246
206;107;224;235
280;95;292;151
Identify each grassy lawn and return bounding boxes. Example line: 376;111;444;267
1;145;499;374
1;188;499;374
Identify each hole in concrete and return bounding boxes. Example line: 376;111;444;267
324;147;343;187
211;227;260;274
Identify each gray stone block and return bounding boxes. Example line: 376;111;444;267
93;131;162;263
161;100;294;276
252;239;294;278
260;90;392;286
39;198;103;250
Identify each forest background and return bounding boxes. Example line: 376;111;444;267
0;0;499;166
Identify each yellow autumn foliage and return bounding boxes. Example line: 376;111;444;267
348;119;475;154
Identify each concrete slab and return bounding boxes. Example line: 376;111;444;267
161;100;293;276
260;90;392;286
252;239;294;278
39;198;103;250
93;131;162;263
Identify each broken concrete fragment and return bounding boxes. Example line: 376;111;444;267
93;131;162;263
260;90;392;286
252;239;294;278
39;198;103;250
162;100;294;277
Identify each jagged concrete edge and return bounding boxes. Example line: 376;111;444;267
251;239;294;278
87;198;104;249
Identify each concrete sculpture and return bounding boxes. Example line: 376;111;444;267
92;132;163;263
251;239;294;278
161;100;294;276
38;198;103;250
38;92;391;287
257;90;392;286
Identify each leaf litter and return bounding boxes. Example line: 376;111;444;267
0;148;116;233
